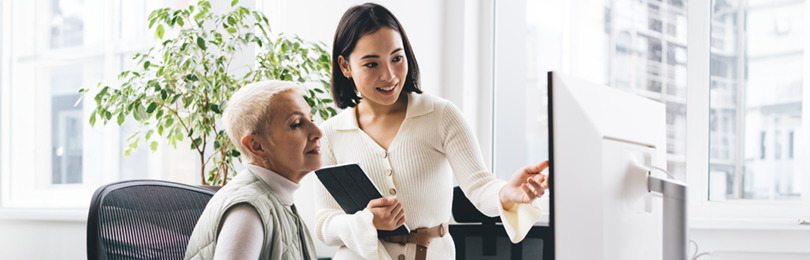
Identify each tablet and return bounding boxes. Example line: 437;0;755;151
315;163;410;237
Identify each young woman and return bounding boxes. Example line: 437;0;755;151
185;80;321;260
313;3;549;260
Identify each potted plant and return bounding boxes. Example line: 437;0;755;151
80;0;336;186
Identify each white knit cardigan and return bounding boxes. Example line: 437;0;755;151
314;92;543;260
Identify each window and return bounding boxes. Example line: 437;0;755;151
709;0;807;201
0;0;195;208
498;0;810;219
494;0;688;180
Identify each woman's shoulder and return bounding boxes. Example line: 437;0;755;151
319;106;357;132
412;92;456;118
210;170;276;206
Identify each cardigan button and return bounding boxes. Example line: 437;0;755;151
382;151;389;158
389;188;397;196
386;169;393;176
398;254;405;260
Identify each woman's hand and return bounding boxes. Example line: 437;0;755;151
499;160;549;209
368;197;406;231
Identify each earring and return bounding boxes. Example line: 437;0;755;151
263;156;269;163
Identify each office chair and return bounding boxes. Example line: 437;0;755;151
87;180;216;260
450;186;552;260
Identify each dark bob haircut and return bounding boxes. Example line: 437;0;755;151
331;2;422;109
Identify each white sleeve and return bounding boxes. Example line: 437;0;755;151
313;133;391;260
213;203;264;260
441;102;543;243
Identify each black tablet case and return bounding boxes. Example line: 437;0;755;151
315;163;410;237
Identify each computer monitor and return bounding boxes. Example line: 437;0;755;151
547;71;687;260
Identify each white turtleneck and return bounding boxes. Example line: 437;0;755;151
245;164;300;210
213;165;303;260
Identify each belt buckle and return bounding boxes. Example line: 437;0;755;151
438;224;446;237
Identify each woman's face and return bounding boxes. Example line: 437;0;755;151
341;27;408;107
261;91;322;181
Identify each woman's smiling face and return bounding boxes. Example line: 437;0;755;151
340;26;408;107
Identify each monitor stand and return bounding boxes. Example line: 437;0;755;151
648;176;688;260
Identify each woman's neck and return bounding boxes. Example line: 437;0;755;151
250;162;305;184
357;92;408;118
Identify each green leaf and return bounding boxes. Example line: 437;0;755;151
231;0;239;7
155;109;164;119
227;16;237;27
197;37;206;50
146;102;158;114
117;112;125;126
145;129;154;140
191;137;202;150
134;103;148;121
126;131;140;142
105;110;113;120
226;27;237;34
143;60;151;70
177;17;184;27
89;110;97;127
173;127;184;142
150;141;159;153
314;88;324;94
170;94;182;104
155;24;165;39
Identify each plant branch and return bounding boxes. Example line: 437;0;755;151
152;98;203;155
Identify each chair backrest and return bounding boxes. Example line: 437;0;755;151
452;186;501;224
87;180;216;260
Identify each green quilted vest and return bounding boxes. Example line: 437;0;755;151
184;169;317;260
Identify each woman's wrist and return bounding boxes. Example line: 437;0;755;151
499;187;516;209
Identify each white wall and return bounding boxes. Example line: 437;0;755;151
0;219;86;260
690;226;810;260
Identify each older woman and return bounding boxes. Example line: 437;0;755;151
184;80;321;260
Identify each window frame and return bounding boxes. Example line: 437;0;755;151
0;0;114;208
492;0;810;223
0;0;168;209
686;0;810;221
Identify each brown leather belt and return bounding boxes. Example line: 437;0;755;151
381;223;448;260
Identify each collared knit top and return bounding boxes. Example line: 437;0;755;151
314;92;543;260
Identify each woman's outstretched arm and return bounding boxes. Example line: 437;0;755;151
441;101;544;243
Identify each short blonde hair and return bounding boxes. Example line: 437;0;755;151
222;80;303;163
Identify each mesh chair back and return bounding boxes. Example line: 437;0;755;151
87;180;216;260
